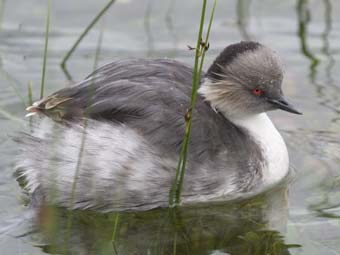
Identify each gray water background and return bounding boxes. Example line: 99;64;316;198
0;0;339;254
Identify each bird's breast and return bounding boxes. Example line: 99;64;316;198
230;113;289;189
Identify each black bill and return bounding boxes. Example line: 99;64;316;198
267;96;302;115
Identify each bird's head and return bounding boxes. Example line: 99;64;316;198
199;41;301;119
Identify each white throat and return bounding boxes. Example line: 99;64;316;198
230;113;289;187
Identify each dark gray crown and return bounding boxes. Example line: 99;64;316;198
206;41;261;80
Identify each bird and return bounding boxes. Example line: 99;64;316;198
16;41;301;212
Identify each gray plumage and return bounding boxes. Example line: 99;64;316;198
16;41;300;212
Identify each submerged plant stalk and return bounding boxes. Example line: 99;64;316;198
111;213;120;254
170;0;217;206
40;0;51;99
296;0;320;78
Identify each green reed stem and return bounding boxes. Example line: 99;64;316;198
64;22;105;254
0;107;23;123
111;213;120;254
40;0;51;99
170;0;217;206
64;118;89;253
199;0;216;72
0;69;26;107
28;81;33;106
173;232;177;255
60;0;115;70
28;81;33;127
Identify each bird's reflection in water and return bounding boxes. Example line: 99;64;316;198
30;184;301;255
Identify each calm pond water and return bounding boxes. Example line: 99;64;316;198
0;0;340;254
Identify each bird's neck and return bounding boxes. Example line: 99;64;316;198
230;113;290;188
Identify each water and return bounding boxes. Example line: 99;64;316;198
0;0;339;254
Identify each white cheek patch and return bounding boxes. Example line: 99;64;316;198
198;78;252;119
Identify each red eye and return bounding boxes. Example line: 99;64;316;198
252;88;263;96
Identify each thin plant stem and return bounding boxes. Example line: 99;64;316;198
0;69;26;107
170;0;207;206
93;20;105;72
28;81;33;128
236;0;252;40
111;213;120;254
0;0;6;30
170;0;217;206
144;0;154;56
64;118;88;254
175;0;216;204
199;0;216;72
169;140;185;205
60;0;115;71
28;81;33;106
40;0;51;99
64;22;104;253
0;107;23;123
173;232;177;255
67;23;104;213
165;0;178;56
